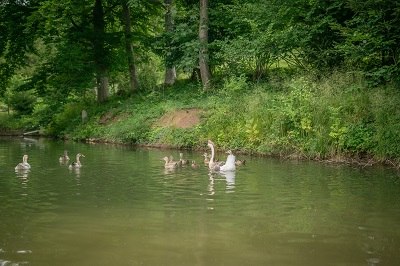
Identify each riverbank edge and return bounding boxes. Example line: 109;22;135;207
77;138;400;170
0;129;23;136
3;130;394;170
2;74;400;170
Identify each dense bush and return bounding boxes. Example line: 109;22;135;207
8;91;36;116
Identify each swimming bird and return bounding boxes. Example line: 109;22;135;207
169;155;182;167
235;159;246;166
59;150;70;162
15;155;31;170
179;152;190;165
207;140;224;171
191;160;199;169
203;153;210;165
69;153;85;169
163;156;179;169
220;150;236;172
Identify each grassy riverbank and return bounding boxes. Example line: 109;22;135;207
2;72;400;165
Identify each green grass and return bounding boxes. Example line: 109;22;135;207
3;73;400;162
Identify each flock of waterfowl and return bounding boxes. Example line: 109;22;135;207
14;140;246;173
162;140;246;172
14;151;85;171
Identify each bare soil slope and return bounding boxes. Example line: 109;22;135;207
155;108;202;128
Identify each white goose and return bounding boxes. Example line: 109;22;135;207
15;155;31;170
69;153;85;169
220;150;236;172
207;141;236;172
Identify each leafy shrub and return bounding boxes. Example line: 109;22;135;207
48;102;86;136
342;123;375;153
370;88;400;158
8;91;37;116
221;75;248;93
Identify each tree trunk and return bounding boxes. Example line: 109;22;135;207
96;67;109;102
190;67;201;82
93;0;109;102
122;1;139;92
164;0;176;86
199;0;211;90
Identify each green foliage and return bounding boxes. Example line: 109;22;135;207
370;88;400;158
47;102;86;136
2;0;400;163
328;106;348;153
0;0;39;96
104;117;152;144
196;73;400;159
244;118;261;145
335;0;400;85
3;67;400;161
342;123;375;153
220;75;248;93
148;126;200;148
8;91;36;116
137;55;164;91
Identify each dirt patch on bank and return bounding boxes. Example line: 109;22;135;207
155;108;202;128
99;110;129;125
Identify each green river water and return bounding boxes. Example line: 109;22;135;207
1;137;400;265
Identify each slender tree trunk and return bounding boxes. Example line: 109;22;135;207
96;67;109;102
164;0;176;85
199;0;211;90
122;1;139;92
93;0;109;102
190;67;201;81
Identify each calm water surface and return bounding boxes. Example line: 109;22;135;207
1;137;400;265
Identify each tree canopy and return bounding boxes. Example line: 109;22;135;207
1;0;399;102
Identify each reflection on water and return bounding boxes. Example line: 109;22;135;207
1;138;400;265
220;171;236;192
15;169;30;179
208;170;236;195
69;167;81;178
59;160;69;166
15;169;30;197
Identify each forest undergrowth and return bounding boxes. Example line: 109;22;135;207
2;72;400;167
